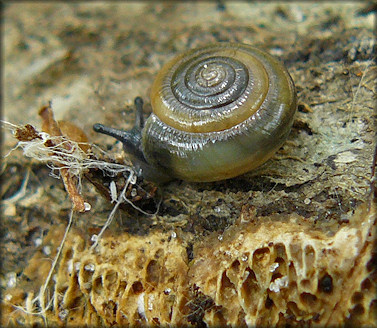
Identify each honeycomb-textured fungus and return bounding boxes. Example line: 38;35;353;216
2;201;376;327
190;203;377;327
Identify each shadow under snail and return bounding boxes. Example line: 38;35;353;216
93;42;297;183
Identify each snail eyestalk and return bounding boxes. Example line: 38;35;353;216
93;97;147;162
134;96;144;130
93;96;145;149
93;123;132;143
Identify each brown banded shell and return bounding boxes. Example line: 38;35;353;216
142;42;297;182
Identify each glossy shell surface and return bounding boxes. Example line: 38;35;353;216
143;42;297;182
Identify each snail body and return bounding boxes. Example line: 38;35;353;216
94;42;297;182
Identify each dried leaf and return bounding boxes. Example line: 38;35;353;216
14;124;41;142
38;103;87;212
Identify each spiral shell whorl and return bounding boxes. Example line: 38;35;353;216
151;43;270;133
172;56;248;109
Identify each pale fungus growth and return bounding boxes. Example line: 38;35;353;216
269;276;289;293
137;293;146;321
269;262;280;272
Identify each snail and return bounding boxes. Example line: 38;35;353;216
93;42;297;183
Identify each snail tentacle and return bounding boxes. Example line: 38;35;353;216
134;96;145;130
93;98;146;165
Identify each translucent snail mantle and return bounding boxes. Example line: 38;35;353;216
93;42;297;183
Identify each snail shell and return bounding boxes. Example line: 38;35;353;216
143;42;296;182
94;42;297;182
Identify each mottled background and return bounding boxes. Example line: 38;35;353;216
1;2;376;326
